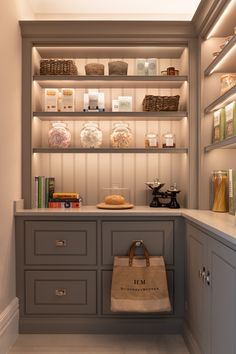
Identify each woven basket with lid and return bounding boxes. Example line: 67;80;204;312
40;59;78;75
85;63;104;75
108;61;128;76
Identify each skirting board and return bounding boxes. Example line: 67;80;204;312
19;317;183;334
183;323;202;354
0;298;19;354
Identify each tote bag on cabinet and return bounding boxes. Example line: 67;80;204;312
111;240;171;313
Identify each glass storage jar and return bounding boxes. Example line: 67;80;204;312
144;132;158;148
80;122;102;148
211;170;228;212
110;122;133;148
48;121;71;148
162;131;176;148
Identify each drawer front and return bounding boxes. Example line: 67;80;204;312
102;270;174;315
102;221;174;266
25;221;96;265
25;270;97;315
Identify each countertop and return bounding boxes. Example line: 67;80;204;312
15;201;236;248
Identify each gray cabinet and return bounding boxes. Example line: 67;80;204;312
185;222;236;354
15;215;185;333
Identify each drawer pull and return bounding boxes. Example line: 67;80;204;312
55;240;67;247
55;288;67;297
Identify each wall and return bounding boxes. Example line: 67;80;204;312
0;1;33;352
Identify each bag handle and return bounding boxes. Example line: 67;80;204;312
128;240;150;267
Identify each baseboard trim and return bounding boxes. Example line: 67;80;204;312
20;317;183;334
0;298;19;354
183;323;202;354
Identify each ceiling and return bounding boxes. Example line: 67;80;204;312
26;0;202;21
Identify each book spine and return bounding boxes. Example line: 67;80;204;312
34;176;39;208
48;201;81;208
45;177;49;208
48;177;55;199
52;192;79;199
38;176;45;208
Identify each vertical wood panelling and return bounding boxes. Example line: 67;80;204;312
32;54;189;207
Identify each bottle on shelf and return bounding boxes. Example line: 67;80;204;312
110;122;133;148
48;122;71;148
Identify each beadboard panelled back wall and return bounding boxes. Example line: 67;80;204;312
32;49;189;207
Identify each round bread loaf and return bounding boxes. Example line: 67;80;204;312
104;194;126;205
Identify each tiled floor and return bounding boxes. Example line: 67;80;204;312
9;334;190;354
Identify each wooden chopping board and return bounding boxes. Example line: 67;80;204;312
96;203;134;209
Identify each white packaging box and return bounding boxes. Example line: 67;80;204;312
112;99;119;112
61;88;75;112
147;58;157;75
118;96;133;112
44;89;58;112
136;58;146;75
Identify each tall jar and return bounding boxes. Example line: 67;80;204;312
211;170;228;212
48;121;71;148
80;122;102;148
110;122;133;148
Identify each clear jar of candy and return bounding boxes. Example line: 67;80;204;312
80;122;102;148
110;122;133;148
48;121;71;148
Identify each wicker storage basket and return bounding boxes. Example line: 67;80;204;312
40;59;78;75
108;61;128;76
142;95;180;111
85;63;105;75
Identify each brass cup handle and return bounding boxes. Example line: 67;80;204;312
55;240;67;247
55;288;67;297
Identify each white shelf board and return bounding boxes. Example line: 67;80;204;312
33;111;188;121
204;34;236;75
33;147;188;154
204;85;236;113
33;75;188;89
205;136;236;152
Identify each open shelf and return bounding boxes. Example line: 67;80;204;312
33;111;188;121
204;85;236;113
33;75;188;89
204;34;236;75
33;147;188;154
205;136;236;152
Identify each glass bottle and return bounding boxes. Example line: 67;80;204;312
110;122;133;148
162;131;176;148
211;170;228;212
80;122;102;148
145;132;158;148
48;121;71;148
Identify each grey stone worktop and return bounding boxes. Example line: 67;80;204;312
15;201;236;248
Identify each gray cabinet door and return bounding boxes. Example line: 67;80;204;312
102;221;174;266
186;223;209;354
25;221;97;265
208;237;236;354
25;270;97;314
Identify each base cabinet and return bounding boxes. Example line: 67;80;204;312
185;222;236;354
15;216;185;333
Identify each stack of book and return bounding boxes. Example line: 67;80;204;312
35;176;55;208
48;192;82;208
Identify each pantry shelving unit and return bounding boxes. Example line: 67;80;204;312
199;1;236;208
20;21;198;209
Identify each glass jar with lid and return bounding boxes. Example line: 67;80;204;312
211;170;228;212
144;132;158;148
80;122;102;148
162;131;176;148
48;121;71;148
110;122;133;148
